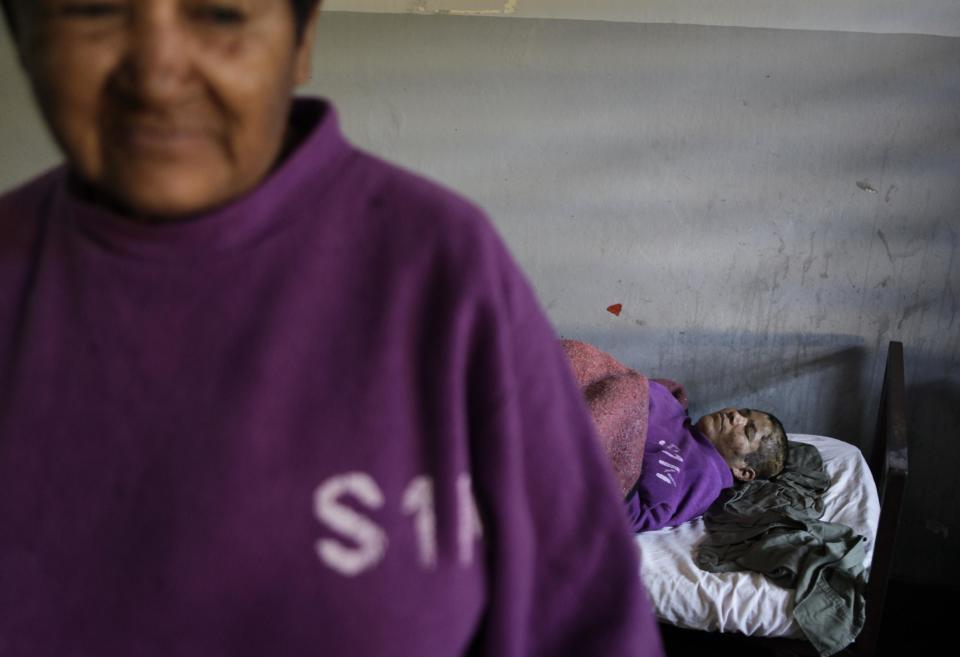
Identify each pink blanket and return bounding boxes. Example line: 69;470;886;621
561;340;687;498
561;339;649;498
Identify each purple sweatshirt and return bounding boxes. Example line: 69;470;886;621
0;99;662;656
625;381;734;532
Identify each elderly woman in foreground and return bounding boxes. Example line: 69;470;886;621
0;1;662;655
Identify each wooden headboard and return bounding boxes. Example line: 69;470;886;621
855;341;909;656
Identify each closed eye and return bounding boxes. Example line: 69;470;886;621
192;4;248;25
59;2;125;18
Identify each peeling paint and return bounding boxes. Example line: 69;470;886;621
820;249;832;280
877;229;895;263
414;0;518;16
897;299;928;330
801;230;816;285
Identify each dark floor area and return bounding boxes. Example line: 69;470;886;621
875;578;952;655
658;578;955;657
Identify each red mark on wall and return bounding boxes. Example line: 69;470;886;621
606;303;623;316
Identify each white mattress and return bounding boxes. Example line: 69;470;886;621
636;434;881;638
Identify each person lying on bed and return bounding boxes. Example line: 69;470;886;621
561;339;788;533
626;388;789;532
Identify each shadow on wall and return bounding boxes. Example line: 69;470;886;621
558;328;875;448
897;375;960;585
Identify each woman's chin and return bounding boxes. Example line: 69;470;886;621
95;175;239;223
694;415;715;441
693;416;708;434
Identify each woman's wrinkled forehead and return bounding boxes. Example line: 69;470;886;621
2;0;322;38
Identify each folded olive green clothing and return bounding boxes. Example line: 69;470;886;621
695;442;869;657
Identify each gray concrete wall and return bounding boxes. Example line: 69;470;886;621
326;0;960;37
2;13;958;586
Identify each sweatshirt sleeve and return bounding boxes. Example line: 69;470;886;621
627;381;734;533
625;490;679;533
462;226;664;657
625;439;730;534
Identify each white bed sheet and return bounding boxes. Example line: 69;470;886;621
636;434;881;638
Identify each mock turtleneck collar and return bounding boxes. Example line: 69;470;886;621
59;97;352;262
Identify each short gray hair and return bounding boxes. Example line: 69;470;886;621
743;412;788;478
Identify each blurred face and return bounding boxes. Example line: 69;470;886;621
694;408;776;481
14;0;318;220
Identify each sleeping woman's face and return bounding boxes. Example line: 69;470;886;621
13;0;318;220
694;408;775;481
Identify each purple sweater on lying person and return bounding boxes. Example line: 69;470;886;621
625;381;734;532
0;99;662;656
561;340;732;532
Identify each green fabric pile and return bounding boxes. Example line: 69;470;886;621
696;441;869;657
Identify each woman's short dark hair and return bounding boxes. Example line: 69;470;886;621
2;0;322;41
1;1;14;38
290;0;323;41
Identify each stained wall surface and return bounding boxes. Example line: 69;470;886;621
325;0;960;37
1;11;958;586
